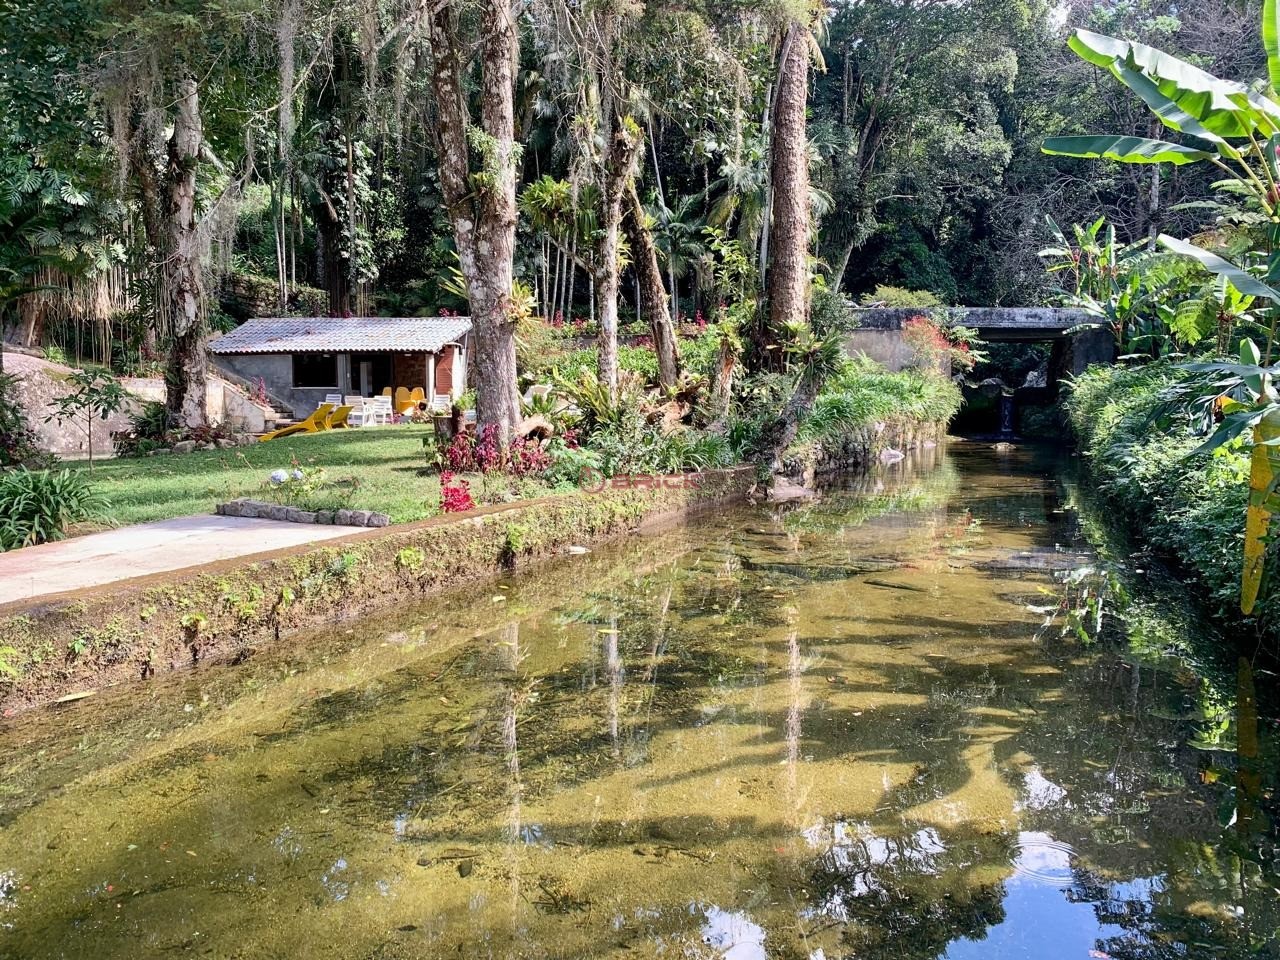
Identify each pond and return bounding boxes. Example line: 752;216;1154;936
1;444;1276;959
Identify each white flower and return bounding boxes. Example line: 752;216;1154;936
269;469;288;485
291;468;304;481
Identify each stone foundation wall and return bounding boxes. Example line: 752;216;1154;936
783;418;949;481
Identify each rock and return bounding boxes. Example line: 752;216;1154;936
237;502;259;519
285;508;317;524
315;511;334;525
198;442;217;451
235;433;256;446
349;510;373;526
335;509;355;526
215;503;226;516
993;441;1015;452
172;440;197;454
265;504;290;522
215;438;237;450
565;545;590;555
767;478;816;503
976;548;1094;574
367;512;390;528
879;448;905;463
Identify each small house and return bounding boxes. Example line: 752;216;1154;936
210;316;472;419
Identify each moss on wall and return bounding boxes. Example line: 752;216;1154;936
0;468;752;714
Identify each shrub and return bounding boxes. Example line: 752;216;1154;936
858;284;944;309
0;468;107;551
1066;363;1268;633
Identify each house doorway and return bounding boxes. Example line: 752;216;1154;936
350;354;394;397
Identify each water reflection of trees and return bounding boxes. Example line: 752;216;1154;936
802;823;1012;960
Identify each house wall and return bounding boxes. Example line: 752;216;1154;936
213;354;337;420
391;353;427;392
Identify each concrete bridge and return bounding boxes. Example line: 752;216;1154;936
845;306;1114;383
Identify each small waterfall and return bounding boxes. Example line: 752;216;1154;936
998;393;1016;438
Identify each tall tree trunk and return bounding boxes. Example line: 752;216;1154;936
761;369;821;477
761;22;812;371
595;121;640;398
164;76;208;430
429;0;521;443
623;183;679;389
131;122;165;357
830;237;856;294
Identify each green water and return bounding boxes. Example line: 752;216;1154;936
1;443;1276;959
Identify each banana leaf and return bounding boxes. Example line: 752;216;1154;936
1042;135;1213;165
1156;235;1280;300
1111;64;1237;158
1267;0;1280;94
1069;29;1280;137
1243;408;1280;614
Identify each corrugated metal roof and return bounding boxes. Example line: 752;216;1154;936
210;317;472;355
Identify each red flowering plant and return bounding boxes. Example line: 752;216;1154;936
430;423;555;502
901;314;983;373
439;472;475;512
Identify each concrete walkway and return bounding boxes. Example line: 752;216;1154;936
0;515;365;605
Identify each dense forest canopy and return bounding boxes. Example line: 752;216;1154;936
0;0;1269;425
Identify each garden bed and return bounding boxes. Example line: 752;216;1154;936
0;467;753;714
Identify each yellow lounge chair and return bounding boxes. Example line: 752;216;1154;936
410;387;425;404
394;386;412;414
381;386;392;396
258;403;335;442
325;405;355;429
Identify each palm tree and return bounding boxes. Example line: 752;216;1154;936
650;193;708;320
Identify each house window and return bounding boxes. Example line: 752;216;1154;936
293;353;337;388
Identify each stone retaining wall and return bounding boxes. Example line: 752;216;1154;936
0;467;753;714
216;498;391;527
783;418;949;481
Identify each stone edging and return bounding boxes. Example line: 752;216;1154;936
0;467;753;714
216;498;392;528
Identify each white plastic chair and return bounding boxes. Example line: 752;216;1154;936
370;395;393;425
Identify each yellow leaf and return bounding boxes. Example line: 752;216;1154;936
1242;410;1280;614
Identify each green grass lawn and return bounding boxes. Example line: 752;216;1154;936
70;425;450;528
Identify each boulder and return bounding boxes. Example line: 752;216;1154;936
367;512;391;528
172;440;197;454
215;438;237;450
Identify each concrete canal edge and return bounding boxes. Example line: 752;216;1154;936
0;467;755;715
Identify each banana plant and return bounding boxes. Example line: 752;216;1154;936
1177;337;1280;614
1042;12;1280;358
1043;3;1280;615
